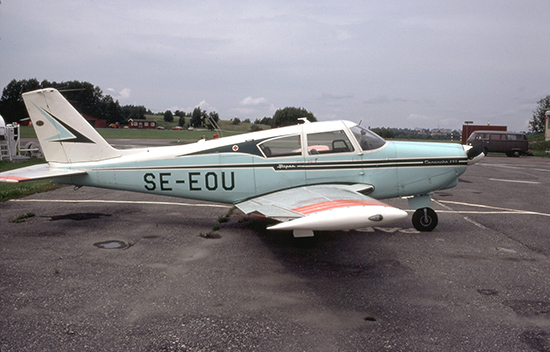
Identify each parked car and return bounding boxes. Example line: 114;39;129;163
172;126;183;130
467;131;528;157
157;126;166;130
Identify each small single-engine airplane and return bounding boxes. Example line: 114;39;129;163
0;88;484;237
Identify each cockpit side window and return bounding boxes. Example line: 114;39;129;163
351;125;386;151
258;135;302;158
306;130;354;154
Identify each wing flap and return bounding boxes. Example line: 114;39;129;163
236;184;372;220
0;164;87;183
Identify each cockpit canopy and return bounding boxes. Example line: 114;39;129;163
256;121;386;158
350;125;387;151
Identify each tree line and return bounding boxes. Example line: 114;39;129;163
0;79;318;129
162;107;221;130
0;79;152;125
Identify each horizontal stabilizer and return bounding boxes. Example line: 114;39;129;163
0;163;87;183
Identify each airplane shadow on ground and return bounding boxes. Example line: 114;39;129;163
227;216;417;322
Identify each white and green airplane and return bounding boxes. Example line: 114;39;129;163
0;88;484;237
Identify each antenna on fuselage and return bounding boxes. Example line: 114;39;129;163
297;117;310;124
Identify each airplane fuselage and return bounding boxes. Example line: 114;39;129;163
1;89;483;234
54;121;468;204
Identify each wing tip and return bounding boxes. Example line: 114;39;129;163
0;176;29;183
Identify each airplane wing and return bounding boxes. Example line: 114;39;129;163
0;163;87;183
236;184;408;237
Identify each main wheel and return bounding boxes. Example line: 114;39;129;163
412;207;438;232
25;141;43;158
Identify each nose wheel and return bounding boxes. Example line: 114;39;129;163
412;207;438;232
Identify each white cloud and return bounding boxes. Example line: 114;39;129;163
116;88;131;100
196;100;216;112
240;96;268;106
106;88;131;101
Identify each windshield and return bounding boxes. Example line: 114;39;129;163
351;125;386;151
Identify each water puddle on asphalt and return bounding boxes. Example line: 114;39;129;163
50;213;111;221
93;240;127;249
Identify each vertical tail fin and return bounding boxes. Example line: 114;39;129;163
23;88;121;163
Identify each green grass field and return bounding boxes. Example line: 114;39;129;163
0;158;64;202
19;119;271;140
528;132;550;157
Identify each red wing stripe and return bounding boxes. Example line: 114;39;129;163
292;199;388;215
0;176;29;181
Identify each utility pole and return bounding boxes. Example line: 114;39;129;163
545;111;550;141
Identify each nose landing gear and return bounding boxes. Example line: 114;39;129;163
412;207;438;232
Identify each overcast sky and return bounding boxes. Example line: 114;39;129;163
2;1;550;131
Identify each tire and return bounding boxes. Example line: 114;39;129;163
412;208;438;232
25;141;43;158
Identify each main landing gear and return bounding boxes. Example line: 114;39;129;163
412;207;438;232
408;195;438;232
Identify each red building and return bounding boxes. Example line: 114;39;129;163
128;119;157;129
82;114;107;128
461;124;506;144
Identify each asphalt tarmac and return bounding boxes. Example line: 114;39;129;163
1;155;549;351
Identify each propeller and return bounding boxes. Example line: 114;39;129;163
463;144;484;165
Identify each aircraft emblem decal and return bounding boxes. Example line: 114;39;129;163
34;103;95;144
232;145;239;152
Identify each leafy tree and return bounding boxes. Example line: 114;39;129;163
178;116;186;127
530;96;550;133
121;105;148;121
101;95;123;124
191;107;203;127
208;111;219;123
204;111;220;130
0;79;124;124
164;110;174;122
0;79;41;123
54;81;105;120
271;107;317;128
232;117;241;125
258;117;272;125
371;127;394;139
